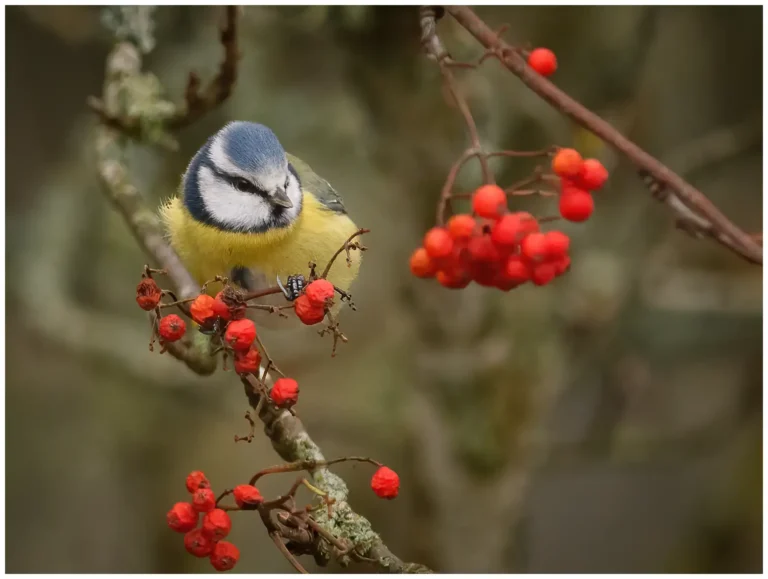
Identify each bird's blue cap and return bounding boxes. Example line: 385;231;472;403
219;121;286;173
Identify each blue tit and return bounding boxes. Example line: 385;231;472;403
160;121;361;314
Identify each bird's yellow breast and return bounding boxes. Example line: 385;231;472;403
160;193;361;294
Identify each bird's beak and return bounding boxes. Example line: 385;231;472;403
271;188;293;209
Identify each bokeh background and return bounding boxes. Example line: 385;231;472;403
6;5;762;573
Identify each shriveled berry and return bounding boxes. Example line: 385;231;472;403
468;234;503;264
233;484;263;509
158;314;186;342
167;502;198;533
271;378;299;407
527;47;557;76
552;148;583;179
544;231;570;258
577;158;609;191
436;269;471;290
559;189;594;222
305;279;335;308
224;319;257;351
447;214;476;241
423;227;453;259
185;529;215;558
212;292;232;321
531;263;557;286
472;184;507;219
409;247;437;278
371;466;400;499
234;347;261;375
202;509;232;542
521;233;548;262
192;487;216;513
190;294;217;325
186;470;210;493
136;278;162;311
210;541;240;571
294;294;325;325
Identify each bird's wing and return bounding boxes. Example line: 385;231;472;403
286;153;347;214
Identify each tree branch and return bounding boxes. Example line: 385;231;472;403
440;6;762;266
91;6;430;573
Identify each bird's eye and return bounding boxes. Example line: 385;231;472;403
234;178;253;193
284;176;290;190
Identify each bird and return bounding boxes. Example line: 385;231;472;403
160;121;362;321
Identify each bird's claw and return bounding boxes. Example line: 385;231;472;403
276;274;306;301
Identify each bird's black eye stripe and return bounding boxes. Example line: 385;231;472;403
232;177;259;194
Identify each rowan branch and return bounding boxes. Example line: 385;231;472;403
430;6;762;265
92;7;429;573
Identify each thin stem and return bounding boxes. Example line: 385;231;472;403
320;229;370;279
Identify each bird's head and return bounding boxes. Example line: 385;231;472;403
182;121;303;233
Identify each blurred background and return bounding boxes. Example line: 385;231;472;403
6;5;762;573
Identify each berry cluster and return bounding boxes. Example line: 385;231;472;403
166;471;243;571
410;149;608;290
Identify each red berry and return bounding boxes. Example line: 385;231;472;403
505;256;530;284
409;247;437;278
490;214;520;249
436;269;471;290
224;319;257;351
185;528;215;558
158;314;186;342
423;227;454;259
371;466;400;499
186;470;210;493
271;378;299;407
559;189;594;222
167;502;198;533
531;263;557;286
233;484;263;509
527;47;557;76
190;294;217;325
210;541;240;571
472;184;507;219
552;148;583;179
521;233;548;262
202;509;232;542
544;231;570;258
192;487;216;513
136;278;162;311
471;262;503;288
554;255;571;275
305;279;335;308
468;234;503;264
212;292;232;321
234;347;261;375
447;214;476;241
577;158;609;191
294;294;326;325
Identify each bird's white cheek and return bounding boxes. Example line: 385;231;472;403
198;166;271;231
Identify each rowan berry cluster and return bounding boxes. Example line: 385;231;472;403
166;462;399;571
410;148;608;290
166;471;241;571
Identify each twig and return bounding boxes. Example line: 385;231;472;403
167;6;240;129
442;6;762;266
320;229;370;279
270;532;310;574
